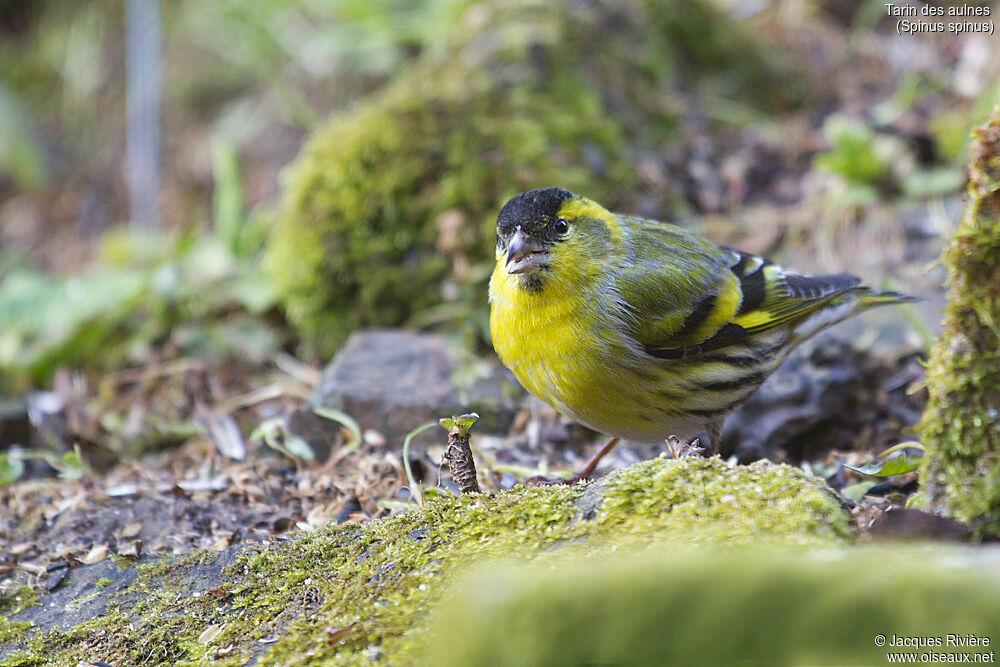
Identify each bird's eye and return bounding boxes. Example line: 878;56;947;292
553;218;569;234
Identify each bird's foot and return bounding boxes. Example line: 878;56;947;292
666;432;717;458
525;437;620;487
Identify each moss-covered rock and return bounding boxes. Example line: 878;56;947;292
1;457;847;665
265;0;801;358
426;546;1000;666
0;586;37;646
917;106;1000;539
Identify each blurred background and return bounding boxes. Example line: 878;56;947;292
0;0;998;556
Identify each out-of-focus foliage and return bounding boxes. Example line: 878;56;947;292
175;0;470;130
917;106;1000;540
267;0;802;358
0;218;278;393
0;2;118;195
813;62;999;209
0;0;475;229
930;80;1000;164
0;82;47;191
1;0;997;380
814;115;894;204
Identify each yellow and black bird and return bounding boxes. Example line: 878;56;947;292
489;187;912;477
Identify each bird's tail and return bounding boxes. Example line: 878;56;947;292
852;288;920;315
792;287;917;344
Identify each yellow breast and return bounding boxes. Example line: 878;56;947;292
488;255;693;442
488;261;602;414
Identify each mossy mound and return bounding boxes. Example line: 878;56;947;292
2;457;847;666
265;0;801;358
426;546;1000;666
917;106;1000;539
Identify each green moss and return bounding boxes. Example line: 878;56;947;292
266;0;801;358
917;106;1000;539
0;618;33;645
0;654;47;667
590;457;850;545
0;585;38;615
5;457;846;665
425;546;1000;666
0;585;40;664
95;577;112;589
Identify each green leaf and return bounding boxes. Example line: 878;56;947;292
213;272;277;315
312;407;362;451
250;416;284;444
843;442;924;478
843;453;922;477
455;413;479;429
58;448;84;480
251;416;315;462
817;116;890;184
282;434;316;462
439;412;480;438
879;441;925;457
0;452;25;486
212;140;246;256
402;420;438;507
840;481;877;502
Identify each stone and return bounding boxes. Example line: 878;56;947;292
312;329;524;446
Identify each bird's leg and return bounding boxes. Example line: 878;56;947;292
574;436;620;480
526;436;620;486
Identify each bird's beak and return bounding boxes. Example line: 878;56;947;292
505;230;547;275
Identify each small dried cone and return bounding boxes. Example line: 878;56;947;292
441;413;481;494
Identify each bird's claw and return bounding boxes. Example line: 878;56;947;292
666;433;714;458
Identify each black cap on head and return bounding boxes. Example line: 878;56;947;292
497;188;574;237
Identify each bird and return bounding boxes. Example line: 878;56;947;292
488;187;913;481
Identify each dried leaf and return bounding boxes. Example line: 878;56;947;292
121;522;142;538
10;542;35;556
106;484;139;497
210;532;234;551
197;623;225;645
177;476;229;492
198;410;246;461
117;540;142;559
82;543;110;565
326;620;357;644
20;562;45;576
